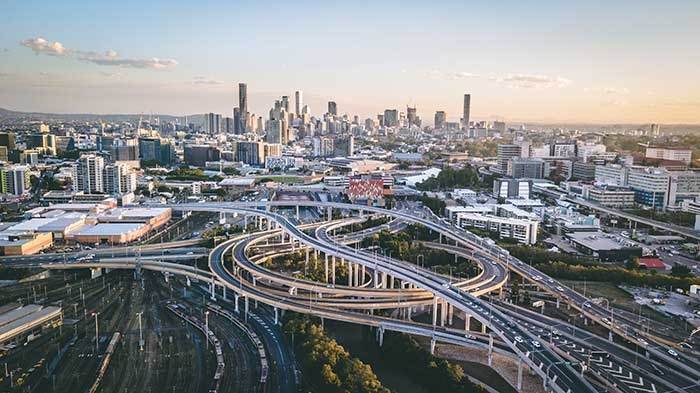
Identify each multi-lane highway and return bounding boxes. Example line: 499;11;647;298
7;200;698;393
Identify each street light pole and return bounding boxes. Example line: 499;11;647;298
205;310;210;350
137;312;144;351
92;312;99;354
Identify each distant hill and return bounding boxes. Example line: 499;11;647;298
0;107;203;124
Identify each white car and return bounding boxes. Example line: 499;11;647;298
668;349;679;357
514;336;524;343
532;340;541;348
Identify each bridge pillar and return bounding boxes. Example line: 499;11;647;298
389;275;395;289
430;338;436;355
210;280;216;301
517;359;523;391
252;276;257;287
331;256;336;285
222;286;227;301
432;296;439;327
381;272;387;289
244;296;249;323
608;330;613;342
295;205;300;221
325;254;329;283
234;294;239;313
373;269;379;288
481;321;486;334
448;304;454;325
274;307;279;325
378;327;384;347
305;248;310;267
186;277;191;287
347;262;353;286
488;333;493;367
465;314;471;331
407;307;412;321
556;298;560;309
327;207;332;221
439;233;443;243
361;265;366;284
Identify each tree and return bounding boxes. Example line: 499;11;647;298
671;263;692;278
625;257;640;270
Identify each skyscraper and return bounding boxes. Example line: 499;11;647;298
383;109;398;127
238;83;247;114
434;111;447;129
462;94;471;130
650;123;661;136
204;113;221;134
295;91;303;116
407;106;417;127
72;154;105;193
328;101;338;116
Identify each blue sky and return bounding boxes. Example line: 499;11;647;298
1;0;699;123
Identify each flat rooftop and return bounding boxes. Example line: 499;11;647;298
75;223;145;236
567;232;632;251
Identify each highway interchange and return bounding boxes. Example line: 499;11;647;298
3;200;699;393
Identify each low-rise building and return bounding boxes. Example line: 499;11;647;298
455;212;539;244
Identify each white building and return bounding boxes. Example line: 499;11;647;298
594;164;628;186
645;146;692;164
455;212;539;245
72;154;105;194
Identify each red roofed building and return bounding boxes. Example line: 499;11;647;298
347;178;384;201
638;257;666;270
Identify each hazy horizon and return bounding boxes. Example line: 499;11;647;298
1;1;699;124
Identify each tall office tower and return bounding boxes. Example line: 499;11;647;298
434;111;447;129
407;106;417;127
233;108;242;134
222;117;234;134
72;154;105;193
383;109;398;127
238;83;248;114
295;91;303;116
462;94;471;130
0;132;16;150
112;138;140;162
0;165;30;195
281;96;290;113
650;123;661;136
235;141;265;166
328;101;338;116
265;120;285;144
103;163;136;194
497;144;525;175
204;113;221;134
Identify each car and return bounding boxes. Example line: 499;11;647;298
556;286;565;291
668;349;679;357
638;338;648;346
601;318;611;325
514;336;524;343
466;334;477;340
584;303;592;308
679;342;693;349
531;340;541;348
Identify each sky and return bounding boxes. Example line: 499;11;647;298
1;0;699;124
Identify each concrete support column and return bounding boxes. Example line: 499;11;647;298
354;264;359;286
210;280;216;301
244;296;249;323
390;275;395;289
465;314;471;332
481;321;487;334
432;296;439;327
381;272;387;289
517;359;523;391
430;338;436;355
234;294;239;313
327;207;332;221
331;256;336;285
407;307;412;321
274;307;279;325
488;333;493;367
305;248;310;267
378;328;384;347
361;265;366;284
295;205;300;220
448;304;454;326
222;286;227;301
348;262;353;286
325;254;329;283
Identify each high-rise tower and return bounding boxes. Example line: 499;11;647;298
462;94;471;130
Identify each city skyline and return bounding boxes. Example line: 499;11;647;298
1;1;700;124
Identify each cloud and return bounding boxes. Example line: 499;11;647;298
19;37;177;70
78;50;177;69
20;38;70;56
192;76;224;85
497;74;570;88
584;87;630;95
99;71;122;77
427;69;570;88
